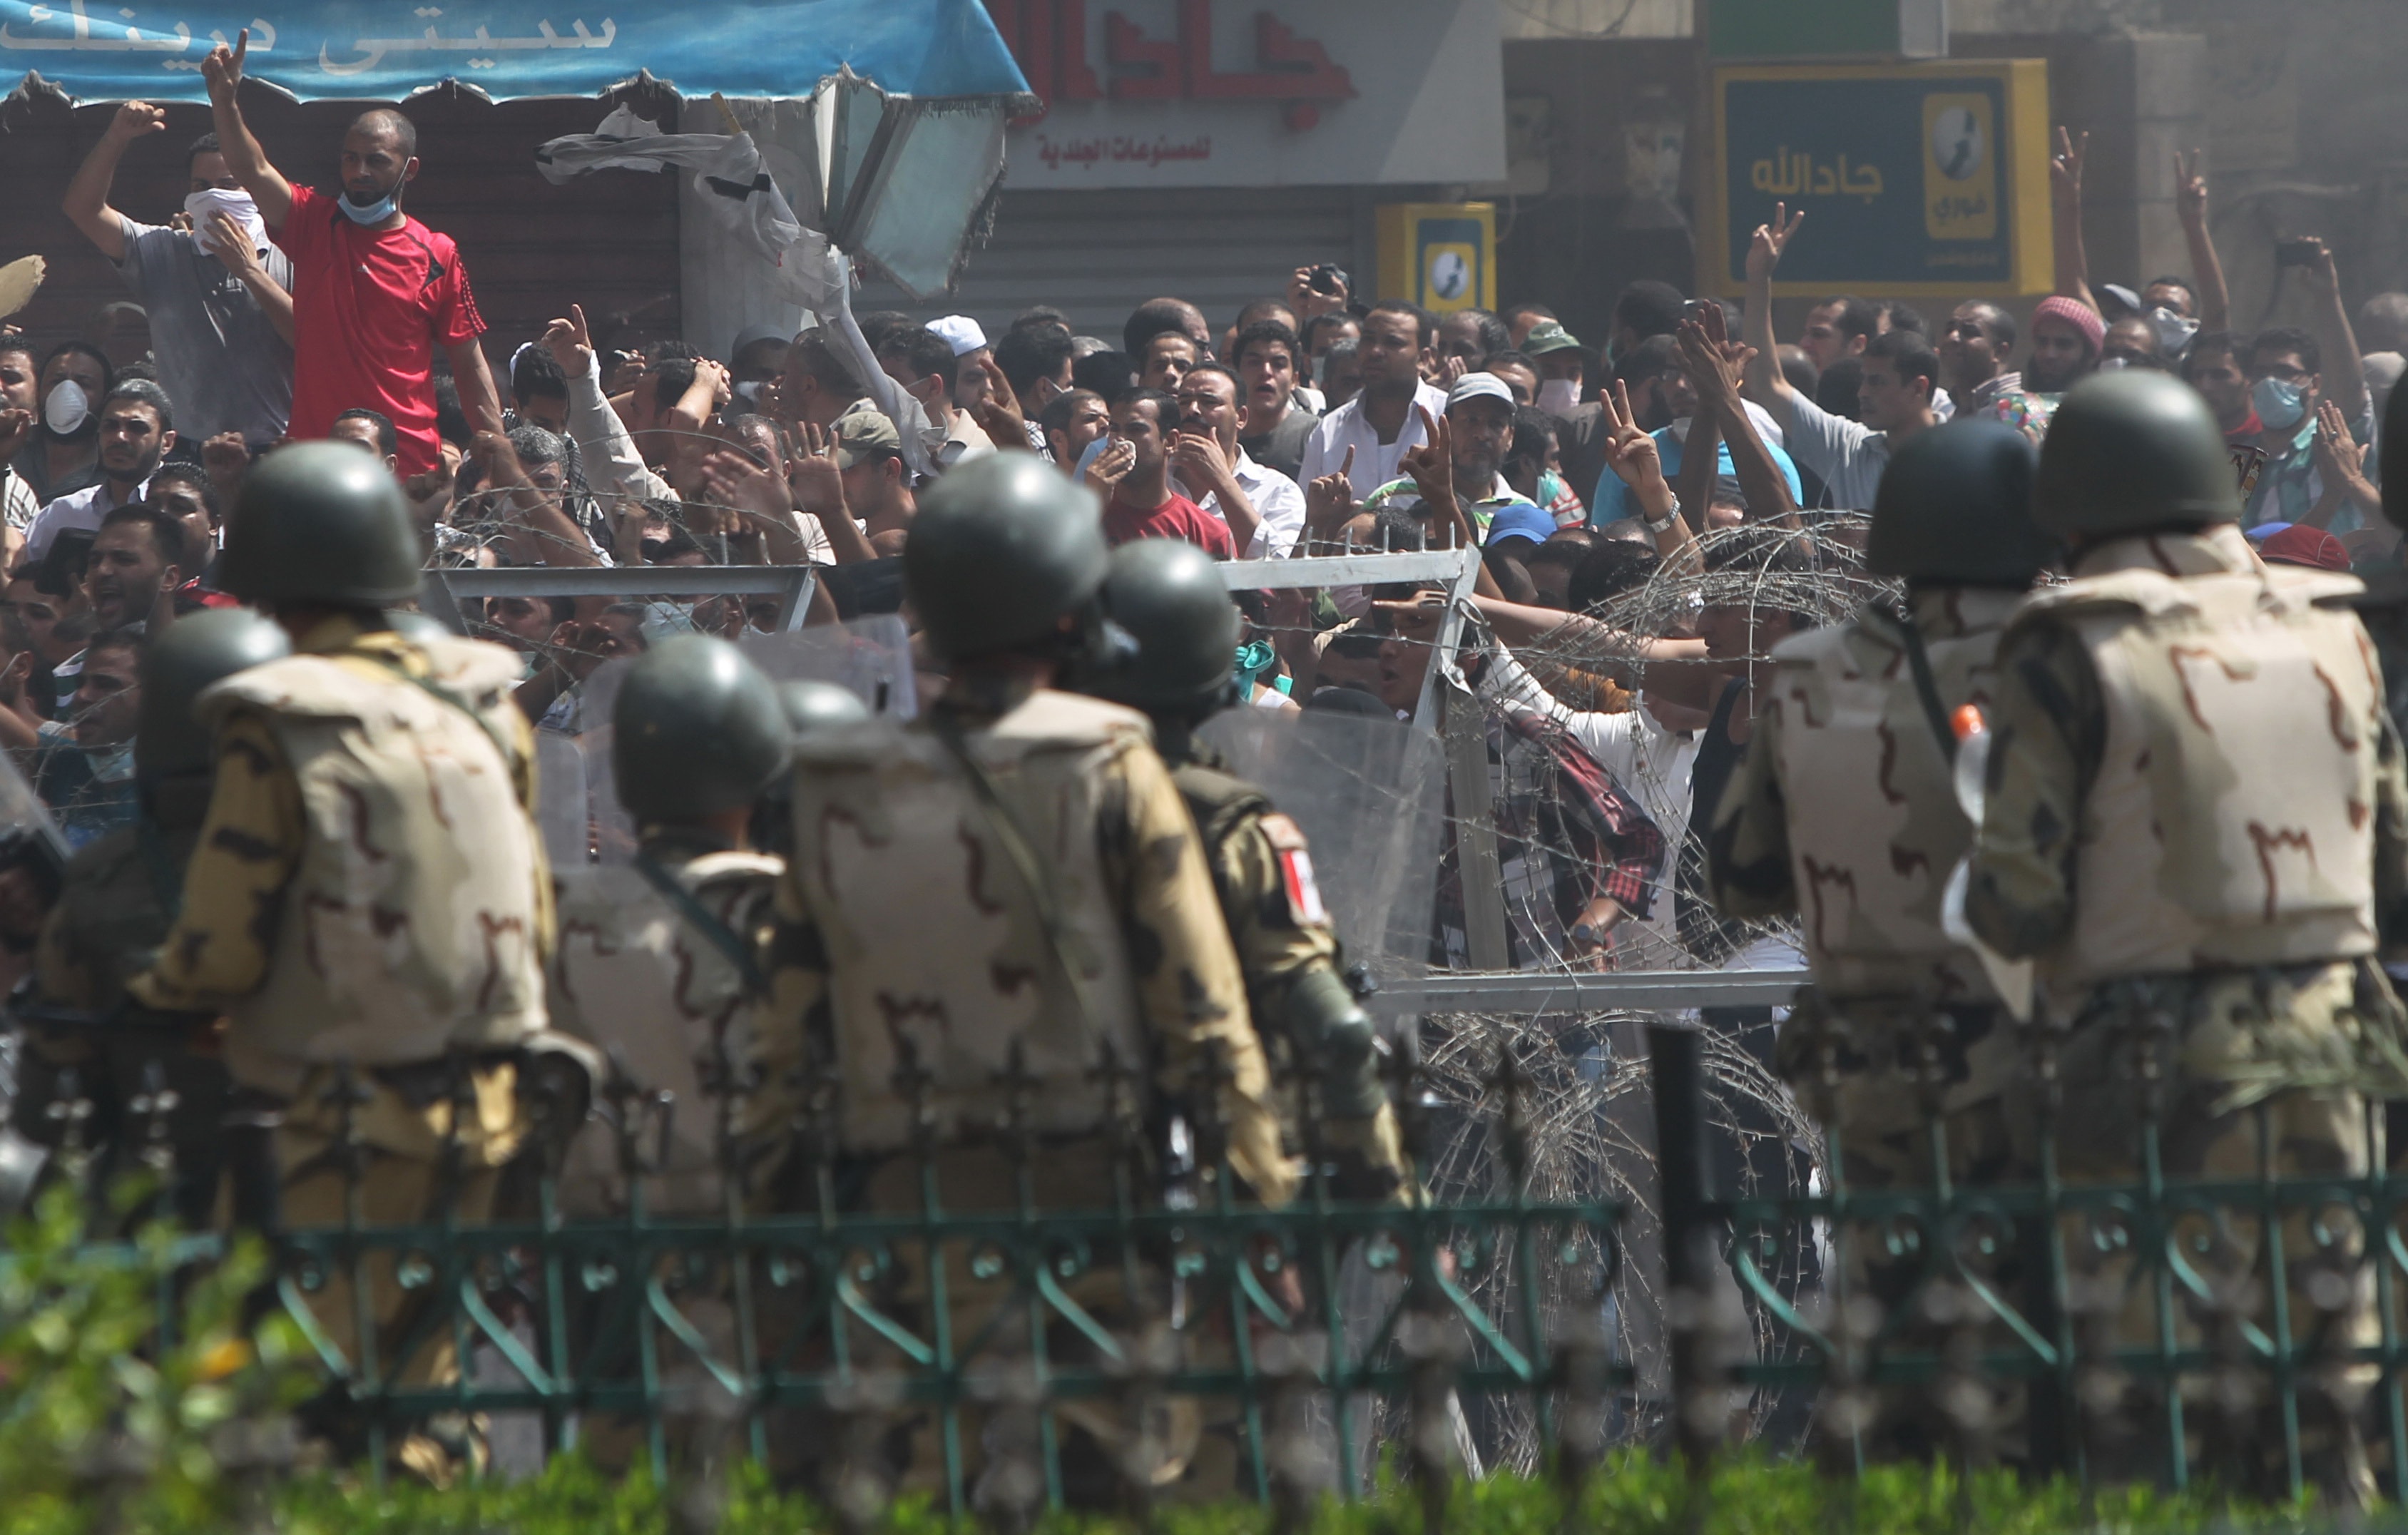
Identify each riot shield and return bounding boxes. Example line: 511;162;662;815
1195;705;1445;1021
0;750;71;1215
534;730;592;869
737;613;918;718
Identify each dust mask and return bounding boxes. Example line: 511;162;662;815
43;379;88;437
1537;379;1581;416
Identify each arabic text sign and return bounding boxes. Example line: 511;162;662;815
996;0;1503;190
0;0;1030;101
1703;59;2054;298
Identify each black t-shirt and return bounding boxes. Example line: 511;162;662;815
1239;401;1319;481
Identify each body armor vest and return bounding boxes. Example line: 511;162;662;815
200;634;549;1091
2019;531;2381;989
785;690;1155;1154
1767;588;2020;1004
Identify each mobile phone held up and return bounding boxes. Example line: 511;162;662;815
2275;238;2322;268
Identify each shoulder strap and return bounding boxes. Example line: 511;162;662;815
1875;599;1959;767
632;852;769;998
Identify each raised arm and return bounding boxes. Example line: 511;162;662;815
1598;378;1700;576
2050;128;2100;316
63;102;167;263
2299;236;2371;426
1680;311;1801;531
199;31;292;230
1743;203;1805;416
446;338;506;439
2173;149;2230;334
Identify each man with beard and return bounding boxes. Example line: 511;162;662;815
197;29;503;474
21;625;142;852
82;505;183;634
1297;302;1450;491
1172;362;1305;559
0;338;40;534
11;342;111;509
26;380;170;563
1985;295;2102;439
1364;373;1555;550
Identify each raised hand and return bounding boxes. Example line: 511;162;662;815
1169;427;1233;492
204;210;260;275
1399;405;1456;511
1746;203;1805;282
1083;438;1136;499
700;447;793;525
1676;317;1752;410
784;421;845;515
1305;443;1356;537
2051;126;2086;207
967;353;1026;447
108;101;168;143
2174;148;2208;229
542;302;594;375
200;28;247;108
1598;378;1665;491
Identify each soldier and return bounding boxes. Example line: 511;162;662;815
1071;536;1403;1197
748;453;1290;1510
21;609;291;1225
1708;419;2055;1191
1964;372;2408;1505
747;680;871;857
549;633;790;1219
123;442;564;1482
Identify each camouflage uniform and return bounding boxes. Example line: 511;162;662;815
1712;586;2029;1190
1966;522;2408;1503
128;613;556;1481
746;683;1288;1508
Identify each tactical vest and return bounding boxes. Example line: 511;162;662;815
1765;588;2020;1004
550;852;781;1217
784;690;1155;1154
1174;761;1273;912
2015;531;2382;988
199;634;549;1091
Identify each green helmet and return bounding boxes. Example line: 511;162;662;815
777;680;872;738
2032;371;2240;539
1867;419;2055;586
904;454;1108;662
1081;539;1241;714
612;636;790;822
136;608;291;782
218;442;424;607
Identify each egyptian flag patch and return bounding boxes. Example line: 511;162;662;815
1260;813;1328;927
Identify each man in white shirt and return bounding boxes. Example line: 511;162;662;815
1297;302;1452;491
1170;364;1305;558
26;379;170;563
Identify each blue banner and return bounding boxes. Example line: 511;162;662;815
1;0;1029;102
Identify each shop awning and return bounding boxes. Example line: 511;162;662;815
1;0;1030;105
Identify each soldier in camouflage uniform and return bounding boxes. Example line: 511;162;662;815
1709;419;2055;1191
1073;537;1404;1200
1964;372;2408;1505
746;454;1289;1511
125;443;569;1482
19;610;291;1226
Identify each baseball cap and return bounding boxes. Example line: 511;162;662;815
1448;372;1516;410
1482;500;1556;551
732;321;790;357
929;315;988;357
1521;320;1584;357
832;407;902;469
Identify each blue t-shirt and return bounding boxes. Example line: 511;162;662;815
1591;425;1803;526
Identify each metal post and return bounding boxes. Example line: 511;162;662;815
1439;673;1511;972
1649;1023;1725;1469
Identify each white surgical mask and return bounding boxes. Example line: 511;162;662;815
1537;379;1581;416
185;187;267;256
2146;305;2198;358
43;379;88;437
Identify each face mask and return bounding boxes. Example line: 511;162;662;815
43;380;88;437
338;182;402;226
1538;469;1569;506
1537;378;1581;416
2147;305;2198;357
185;187;266;255
2098;355;2133;372
2252;375;2307;431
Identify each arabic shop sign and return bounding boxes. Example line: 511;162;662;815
988;0;1504;189
1700;59;2055;298
0;0;1031;103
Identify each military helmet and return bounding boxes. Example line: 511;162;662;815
217;442;424;607
2031;371;2240;539
612;635;790;822
136;608;291;782
1082;538;1242;713
904;453;1109;662
777;680;872;738
1866;418;2055;586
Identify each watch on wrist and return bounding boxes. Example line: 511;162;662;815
1643;499;1683;535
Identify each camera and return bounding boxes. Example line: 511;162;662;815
1306;263;1349;297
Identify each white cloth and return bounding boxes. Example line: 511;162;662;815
182;187;269;258
1198;450;1307;559
1295;381;1452;492
0;464;36;534
1479;643;1700;970
536;106;840;311
566;351;674;509
26;476;150;562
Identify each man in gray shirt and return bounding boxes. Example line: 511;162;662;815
62;101;294;450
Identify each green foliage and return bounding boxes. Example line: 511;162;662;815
0;1179;316;1534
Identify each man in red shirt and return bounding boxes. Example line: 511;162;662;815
201;30;502;477
1098;389;1233;556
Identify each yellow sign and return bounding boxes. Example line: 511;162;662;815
1376;203;1496;315
1922;92;1997;241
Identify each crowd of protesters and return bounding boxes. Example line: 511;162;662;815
3;75;2399;978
